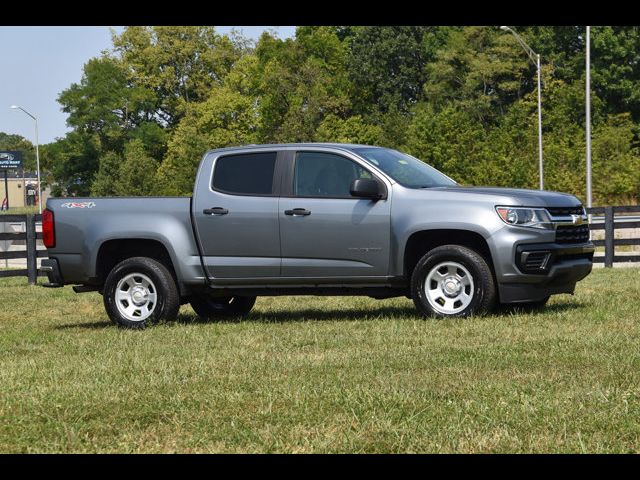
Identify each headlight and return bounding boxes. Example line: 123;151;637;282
495;206;552;229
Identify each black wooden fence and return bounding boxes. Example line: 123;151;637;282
0;208;639;285
586;205;640;267
0;214;46;285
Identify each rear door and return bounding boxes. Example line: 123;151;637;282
278;149;392;279
192;149;283;279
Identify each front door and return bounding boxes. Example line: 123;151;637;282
279;150;391;279
193;150;282;279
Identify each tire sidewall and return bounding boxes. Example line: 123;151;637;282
411;245;495;318
104;257;179;328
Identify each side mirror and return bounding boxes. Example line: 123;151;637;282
350;178;383;199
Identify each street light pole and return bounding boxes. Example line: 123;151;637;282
10;105;42;214
500;26;544;190
585;26;593;209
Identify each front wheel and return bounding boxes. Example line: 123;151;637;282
190;295;256;320
103;257;180;328
411;245;496;318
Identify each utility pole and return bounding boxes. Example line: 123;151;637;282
500;26;544;190
10;106;42;213
585;26;593;209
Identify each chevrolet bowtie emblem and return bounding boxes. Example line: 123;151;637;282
571;214;584;225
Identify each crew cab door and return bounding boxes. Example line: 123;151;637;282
278;150;392;279
192;149;283;279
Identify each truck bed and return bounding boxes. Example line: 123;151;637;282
45;197;206;289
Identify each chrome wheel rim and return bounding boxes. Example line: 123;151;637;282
424;261;474;315
115;273;158;322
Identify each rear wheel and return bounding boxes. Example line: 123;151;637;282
190;295;256;320
411;245;496;318
103;257;180;328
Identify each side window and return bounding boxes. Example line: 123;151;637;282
212;152;277;195
294;152;373;198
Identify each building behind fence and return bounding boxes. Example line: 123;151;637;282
1;207;639;285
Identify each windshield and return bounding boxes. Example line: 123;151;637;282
353;148;457;188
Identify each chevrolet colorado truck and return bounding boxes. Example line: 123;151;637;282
41;143;595;328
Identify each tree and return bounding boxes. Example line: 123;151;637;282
41;131;101;197
58;56;156;155
591;27;640;121
42;26;640;206
316;114;386;145
154;86;258;195
254;28;352;142
344;26;447;116
115;139;159;196
423;26;531;124
111;26;243;127
91;151;122;196
591;114;640;204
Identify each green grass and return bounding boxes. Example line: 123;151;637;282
1;268;640;453
0;206;39;215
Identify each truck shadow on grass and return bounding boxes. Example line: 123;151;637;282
177;305;420;324
54;301;584;329
177;301;584;324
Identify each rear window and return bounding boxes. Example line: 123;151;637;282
212;152;277;195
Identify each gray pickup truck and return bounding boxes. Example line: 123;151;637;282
41;143;594;328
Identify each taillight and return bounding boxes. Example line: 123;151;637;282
42;208;55;248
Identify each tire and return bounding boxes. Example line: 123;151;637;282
411;245;496;318
103;256;180;329
190;295;256;320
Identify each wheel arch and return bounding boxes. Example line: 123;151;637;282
403;229;496;281
96;238;179;290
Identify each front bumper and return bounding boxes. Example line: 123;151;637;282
497;242;594;303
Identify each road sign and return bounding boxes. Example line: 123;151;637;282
0;151;23;170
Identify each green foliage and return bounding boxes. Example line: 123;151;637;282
316;114;386;145
423;26;531;124
41;131;100;197
28;26;640;205
90;151;122;196
111;26;242;127
344;26;442;115
154;86;258;195
115;139;159;196
591;114;640;203
591;27;640;120
254;28;352;143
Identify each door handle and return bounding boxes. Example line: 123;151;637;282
284;208;311;216
203;207;229;215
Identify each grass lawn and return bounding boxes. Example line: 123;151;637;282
0;206;39;216
1;268;639;453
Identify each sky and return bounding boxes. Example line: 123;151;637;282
0;26;297;145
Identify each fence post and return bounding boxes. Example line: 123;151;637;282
604;206;614;268
26;214;37;285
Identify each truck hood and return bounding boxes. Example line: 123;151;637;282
426;186;582;207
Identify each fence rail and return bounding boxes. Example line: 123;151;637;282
586;205;640;267
0;207;639;285
0;214;44;284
